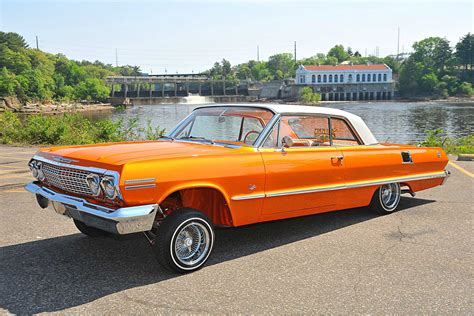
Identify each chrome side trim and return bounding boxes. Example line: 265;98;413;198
231;194;266;201
266;184;347;198
125;184;156;190
25;182;159;234
441;170;450;185
230;171;448;200
124;178;156;185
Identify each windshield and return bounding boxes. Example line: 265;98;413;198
169;106;275;146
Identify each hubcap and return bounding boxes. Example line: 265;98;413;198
380;183;400;210
174;222;210;266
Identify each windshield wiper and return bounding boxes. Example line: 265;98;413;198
179;136;215;144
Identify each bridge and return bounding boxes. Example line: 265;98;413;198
105;75;252;98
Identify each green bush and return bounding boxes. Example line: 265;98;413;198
299;86;322;104
419;129;474;154
456;82;473;96
0;111;166;145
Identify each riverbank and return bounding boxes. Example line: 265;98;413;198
0;97;114;114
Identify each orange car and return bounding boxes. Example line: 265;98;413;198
26;104;449;273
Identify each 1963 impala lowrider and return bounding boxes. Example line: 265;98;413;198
26;104;449;272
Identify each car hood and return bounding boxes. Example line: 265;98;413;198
38;140;243;166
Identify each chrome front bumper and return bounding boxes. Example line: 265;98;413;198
25;182;159;235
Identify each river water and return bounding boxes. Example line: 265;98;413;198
90;101;474;144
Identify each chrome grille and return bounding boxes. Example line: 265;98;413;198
42;162;96;196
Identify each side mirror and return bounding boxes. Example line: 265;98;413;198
281;136;294;148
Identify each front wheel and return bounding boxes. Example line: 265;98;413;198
153;208;214;273
369;183;401;215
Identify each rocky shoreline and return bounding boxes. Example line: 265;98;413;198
0;97;114;114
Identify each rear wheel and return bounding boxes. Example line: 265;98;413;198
370;183;401;215
153;208;214;273
73;219;109;237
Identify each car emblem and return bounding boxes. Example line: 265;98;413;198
248;184;257;191
53;156;78;163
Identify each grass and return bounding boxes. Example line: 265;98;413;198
0;111;166;146
418;128;474;155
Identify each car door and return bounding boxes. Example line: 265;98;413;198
258;115;346;216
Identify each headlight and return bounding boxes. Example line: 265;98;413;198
86;174;101;196
36;161;45;181
100;176;117;199
29;161;39;178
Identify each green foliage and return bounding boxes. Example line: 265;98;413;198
457;82;473;96
455;33;473;70
327;44;349;63
399;33;473;98
419;129;474;154
74;78;110;101
299;86;321;104
0;111;166;145
0;32;28;50
0;31;142;103
267;53;295;79
412;37;452;75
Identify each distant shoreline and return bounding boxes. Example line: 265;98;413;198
2;96;473;114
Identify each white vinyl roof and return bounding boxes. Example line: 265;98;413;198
196;103;378;145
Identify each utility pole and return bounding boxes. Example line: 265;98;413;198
257;45;260;62
294;41;297;64
115;48;118;67
35;36;39;50
397;27;400;60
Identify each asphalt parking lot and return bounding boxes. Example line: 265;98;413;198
0;145;472;314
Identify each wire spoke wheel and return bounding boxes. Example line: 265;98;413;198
380;183;401;210
174;221;210;266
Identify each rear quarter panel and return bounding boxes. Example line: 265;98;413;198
339;144;448;196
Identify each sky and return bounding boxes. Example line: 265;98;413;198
1;0;472;74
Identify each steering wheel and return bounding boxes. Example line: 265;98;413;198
243;130;260;144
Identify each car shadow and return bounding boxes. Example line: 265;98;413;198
0;196;433;314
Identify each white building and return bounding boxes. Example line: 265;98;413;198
295;64;394;101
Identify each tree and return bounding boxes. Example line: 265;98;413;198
353;51;362;57
420;72;439;94
250;62;271;81
455;33;473;70
0;32;28;50
412;37;452;75
346;47;353;57
74;78;110;102
399;58;423;96
327;45;349;63
221;59;232;77
267;53;295;79
0;67;16;96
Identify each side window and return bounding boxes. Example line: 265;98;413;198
273;116;332;148
262;121;279;148
331;118;360;146
241;117;263;145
